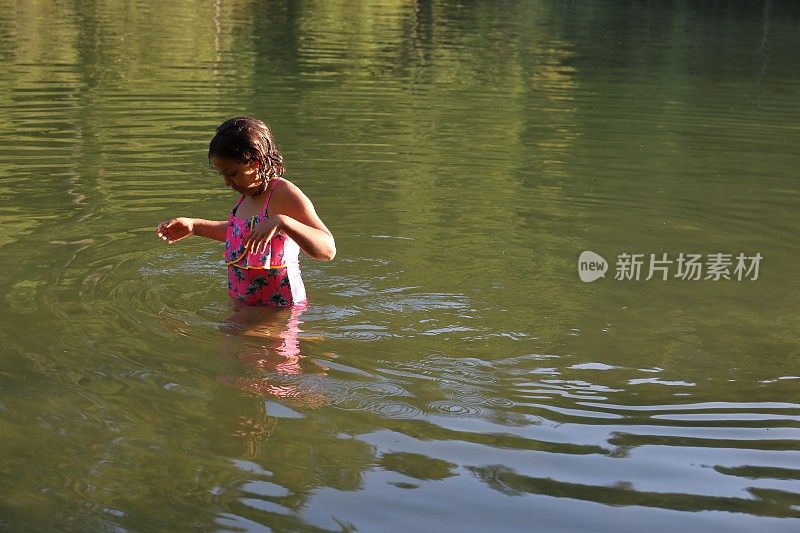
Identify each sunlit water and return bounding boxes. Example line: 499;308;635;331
1;1;799;531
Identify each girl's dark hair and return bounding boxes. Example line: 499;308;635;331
208;116;285;189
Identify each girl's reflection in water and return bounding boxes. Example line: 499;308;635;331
218;302;329;403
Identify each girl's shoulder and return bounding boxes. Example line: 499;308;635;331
269;177;317;215
271;177;308;202
273;176;297;190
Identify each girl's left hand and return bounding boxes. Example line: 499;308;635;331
244;215;283;255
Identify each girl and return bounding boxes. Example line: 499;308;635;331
157;116;335;307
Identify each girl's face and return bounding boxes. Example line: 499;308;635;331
210;155;261;195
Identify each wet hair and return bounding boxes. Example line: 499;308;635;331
208;116;285;193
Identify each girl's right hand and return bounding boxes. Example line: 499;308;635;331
157;217;194;244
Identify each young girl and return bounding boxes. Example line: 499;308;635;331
157;116;335;307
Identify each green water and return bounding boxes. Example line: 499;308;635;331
1;1;799;531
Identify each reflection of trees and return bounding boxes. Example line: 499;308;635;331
257;0;587;340
2;0;588;340
468;464;800;518
0;0;262;235
380;452;456;481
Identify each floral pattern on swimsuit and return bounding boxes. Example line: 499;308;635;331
224;179;306;307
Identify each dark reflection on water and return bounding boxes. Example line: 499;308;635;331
1;0;800;531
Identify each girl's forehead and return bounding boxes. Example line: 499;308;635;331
210;156;242;172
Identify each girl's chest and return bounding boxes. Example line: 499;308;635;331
233;196;264;220
233;196;267;220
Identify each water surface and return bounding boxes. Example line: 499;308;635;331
1;1;799;531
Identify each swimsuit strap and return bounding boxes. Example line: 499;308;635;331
231;194;246;215
262;178;281;217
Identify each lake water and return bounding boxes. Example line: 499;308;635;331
1;1;799;531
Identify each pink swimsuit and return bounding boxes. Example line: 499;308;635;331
224;178;307;307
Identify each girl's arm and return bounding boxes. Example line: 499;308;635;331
245;180;336;261
276;213;336;261
157;217;228;243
